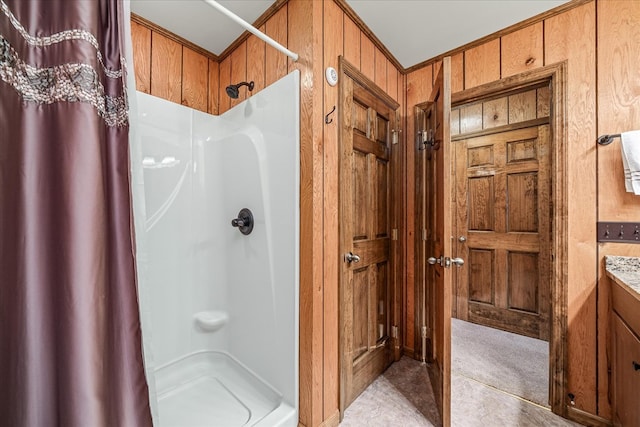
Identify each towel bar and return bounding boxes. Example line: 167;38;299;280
597;134;621;145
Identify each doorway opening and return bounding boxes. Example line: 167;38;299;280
415;61;568;418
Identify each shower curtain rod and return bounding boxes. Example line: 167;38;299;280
203;0;299;62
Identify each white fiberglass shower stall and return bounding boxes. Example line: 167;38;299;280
132;72;300;426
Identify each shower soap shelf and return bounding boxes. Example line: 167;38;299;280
194;311;229;332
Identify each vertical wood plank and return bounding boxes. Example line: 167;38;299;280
597;0;640;220
374;47;387;93
181;47;208;112
405;65;432;352
266;5;288;87
288;0;324;424
230;41;248;108
432;60;442;86
151;32;182;104
596;0;640;418
247;27;266;94
207;59;219;115
344;17;361;70
360;33;375;82
451;52;464;94
464;39;500;89
218;56;231;114
323;0;343;419
501;22;544;78
387;59;398;102
130;20;151;94
545;1;597;415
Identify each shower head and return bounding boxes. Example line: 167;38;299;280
225;81;255;99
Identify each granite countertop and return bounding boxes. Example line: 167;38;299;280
605;256;640;296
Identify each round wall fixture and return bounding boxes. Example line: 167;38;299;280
326;67;338;87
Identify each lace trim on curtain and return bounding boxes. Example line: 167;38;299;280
0;0;123;79
0;35;128;127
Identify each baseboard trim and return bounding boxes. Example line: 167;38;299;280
566;406;612;427
319;410;340;427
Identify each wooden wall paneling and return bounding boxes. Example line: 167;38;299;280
460;102;483;134
230;42;248;108
451;52;464;94
545;2;597;416
405;65;432;354
323;0;343;421
150;32;182;104
181;48;208;112
508;89;537;124
597;0;640;221
464;39;500;90
432;60;442;87
131;20;151;93
287;0;325;425
247;29;266;94
374;47;387;93
207;59;219;115
360;33;375;82
596;0;640;419
343;17;361;71
501;22;544;78
265;5;288;87
218;56;231;114
387;60;398;102
483;97;508;129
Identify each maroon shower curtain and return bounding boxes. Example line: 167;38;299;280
0;0;152;425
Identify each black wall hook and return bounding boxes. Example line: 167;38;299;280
325;105;336;124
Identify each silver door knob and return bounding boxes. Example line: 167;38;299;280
345;252;361;263
458;236;466;242
451;257;464;266
427;257;438;265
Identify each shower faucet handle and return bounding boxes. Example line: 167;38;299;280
231;218;245;227
231;208;254;235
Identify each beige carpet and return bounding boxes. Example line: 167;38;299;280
451;318;549;407
340;356;581;427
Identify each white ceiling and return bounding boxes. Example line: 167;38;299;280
130;0;569;69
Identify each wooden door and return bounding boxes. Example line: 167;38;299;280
417;58;453;426
454;125;551;340
339;61;399;412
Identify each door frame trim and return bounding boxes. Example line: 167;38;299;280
337;56;401;418
451;61;568;416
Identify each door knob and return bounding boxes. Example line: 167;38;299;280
458;236;467;242
427;257;438;265
345;252;361;263
451;257;464;266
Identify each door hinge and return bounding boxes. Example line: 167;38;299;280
422;229;427;241
391;129;401;145
391;325;398;339
421;326;431;338
391;228;398;241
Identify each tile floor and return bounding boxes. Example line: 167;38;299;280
339;357;583;427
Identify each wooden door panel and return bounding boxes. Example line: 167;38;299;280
353;268;370;360
468;249;494;305
416;57;452;426
507;251;539;313
375;158;389;238
352;151;368;241
340;61;399;414
455;125;551;340
468;176;495;231
507;173;538;232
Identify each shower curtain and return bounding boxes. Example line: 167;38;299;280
0;0;152;425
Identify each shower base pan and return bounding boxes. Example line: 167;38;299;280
155;351;296;427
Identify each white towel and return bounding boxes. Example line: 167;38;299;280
621;130;640;195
